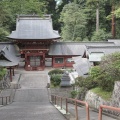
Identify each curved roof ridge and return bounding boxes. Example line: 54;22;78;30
8;15;61;40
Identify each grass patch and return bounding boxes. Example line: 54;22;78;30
50;83;60;88
91;87;112;101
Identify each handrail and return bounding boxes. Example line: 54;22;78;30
51;95;90;120
98;105;120;120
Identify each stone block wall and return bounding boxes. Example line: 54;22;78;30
112;81;120;108
85;91;111;109
85;81;120;116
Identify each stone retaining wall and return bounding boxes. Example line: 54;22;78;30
85;81;120;116
112;81;120;108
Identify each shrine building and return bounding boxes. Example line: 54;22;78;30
7;15;86;71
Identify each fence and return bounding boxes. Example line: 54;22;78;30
0;74;21;106
98;105;120;120
51;94;120;120
51;95;90;120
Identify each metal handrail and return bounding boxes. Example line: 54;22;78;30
51;95;90;120
98;105;120;120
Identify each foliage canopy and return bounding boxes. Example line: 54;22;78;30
0;0;120;41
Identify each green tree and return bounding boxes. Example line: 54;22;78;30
87;0;100;32
9;0;46;15
0;67;7;80
90;52;120;91
60;3;87;41
91;29;112;41
0;28;9;42
106;0;120;38
0;0;47;41
114;8;120;18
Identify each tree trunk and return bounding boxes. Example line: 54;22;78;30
112;5;116;38
96;3;99;32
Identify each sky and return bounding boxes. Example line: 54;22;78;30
55;0;62;5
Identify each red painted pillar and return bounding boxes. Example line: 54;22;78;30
43;53;45;70
64;57;66;68
52;57;54;68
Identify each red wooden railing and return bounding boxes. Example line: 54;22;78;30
51;95;90;120
98;105;120;120
51;95;120;120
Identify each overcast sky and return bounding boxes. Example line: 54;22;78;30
55;0;62;5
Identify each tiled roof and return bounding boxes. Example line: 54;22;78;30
87;46;120;54
72;56;82;63
0;60;18;67
59;41;115;46
108;39;120;45
49;42;86;56
72;57;90;76
0;43;20;67
8;15;60;40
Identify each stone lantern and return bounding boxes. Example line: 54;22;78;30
60;71;71;87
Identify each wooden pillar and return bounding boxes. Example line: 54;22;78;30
43;53;45;70
25;54;28;70
13;68;15;76
52;56;54;68
25;54;27;69
9;68;12;82
64;57;66;68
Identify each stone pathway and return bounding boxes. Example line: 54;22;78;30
0;73;66;120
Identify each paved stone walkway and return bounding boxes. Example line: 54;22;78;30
0;69;119;120
0;73;66;120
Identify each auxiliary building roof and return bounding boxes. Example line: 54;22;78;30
0;42;20;67
87;46;120;54
8;15;60;40
49;42;86;56
87;46;120;62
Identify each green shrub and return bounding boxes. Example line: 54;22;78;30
90;66;102;79
0;67;7;80
48;69;64;75
78;87;88;100
50;74;62;87
75;76;98;90
94;52;120;91
97;73;115;91
91;29;112;41
70;90;78;98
